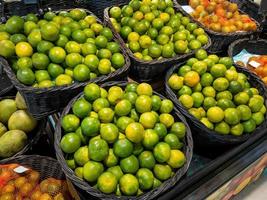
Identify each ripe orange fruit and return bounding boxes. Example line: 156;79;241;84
184;71;200;87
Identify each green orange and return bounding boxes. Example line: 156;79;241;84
153;164;172;181
100;123;119;143
49;47;66;64
114;139;134;158
81;117;100;137
72;98;92;119
137;168;154;190
153;142;171;163
60;132;81;153
119;174;139;196
83;161;104;182
125;122;144;143
73;64;90;82
89;138;109;161
135;95;152;113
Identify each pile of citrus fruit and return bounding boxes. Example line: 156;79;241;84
189;0;257;33
108;0;209;61
0;9;125;88
0;165;72;199
60;82;187;196
236;55;267;85
168;49;266;136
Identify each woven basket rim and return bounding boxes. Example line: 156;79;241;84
1;8;130;95
0;76;13;96
0;0;41;20
103;2;212;65
0;96;46;159
54;81;193;200
0;154;57;164
173;1;261;37
165;61;267;144
228;38;267;58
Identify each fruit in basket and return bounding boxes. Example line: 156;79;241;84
168;49;266;136
236;55;267;85
0;130;27;157
5;16;24;34
0;39;15;58
8;110;37;133
189;0;257;33
0;95;39;158
0;165;72;199
0;122;7;137
60;82;188;196
109;0;209;61
0;9;126;88
0;99;17;124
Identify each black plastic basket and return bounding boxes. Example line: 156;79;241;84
173;1;261;54
0;96;46;159
103;2;211;82
0;0;40;22
228;38;267;60
165;63;267;148
1;8;130;119
0;71;13;97
55;81;193;200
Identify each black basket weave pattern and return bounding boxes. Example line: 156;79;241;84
103;1;211;82
165;63;267;147
55;81;193;200
1;8;130;119
0;0;40;22
0;72;13;96
173;1;261;54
